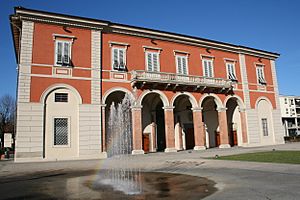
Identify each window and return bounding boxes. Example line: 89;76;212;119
112;47;126;71
55;40;71;66
290;99;294;105
226;62;237;81
54;118;68;146
286;108;289;114
176;55;188;75
146;52;160;72
285;98;287;104
256;65;266;84
55;93;68;102
203;59;214;77
262;118;268;136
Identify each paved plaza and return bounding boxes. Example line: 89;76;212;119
0;143;300;199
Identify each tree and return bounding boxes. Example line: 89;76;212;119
0;95;16;148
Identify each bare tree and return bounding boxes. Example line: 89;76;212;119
0;95;16;148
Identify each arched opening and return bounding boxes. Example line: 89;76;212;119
226;98;242;146
104;91;133;156
257;98;274;145
173;95;194;150
141;93;166;152
201;97;219;148
44;87;80;159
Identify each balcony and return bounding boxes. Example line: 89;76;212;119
131;70;233;93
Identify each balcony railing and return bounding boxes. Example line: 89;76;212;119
131;70;233;92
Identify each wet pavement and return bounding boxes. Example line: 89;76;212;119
0;143;300;200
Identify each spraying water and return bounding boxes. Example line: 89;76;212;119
96;93;142;195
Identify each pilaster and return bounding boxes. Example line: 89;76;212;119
217;107;230;148
191;107;206;150
131;106;144;155
163;106;177;152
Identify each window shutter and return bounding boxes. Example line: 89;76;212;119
147;53;153;71
177;57;182;74
182;57;187;75
113;49;119;69
119;49;124;69
153;53;158;72
56;42;63;64
63;42;70;64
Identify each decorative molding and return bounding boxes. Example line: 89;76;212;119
143;46;162;53
223;58;237;63
200;54;215;60
52;34;76;42
109;41;130;49
173;50;190;56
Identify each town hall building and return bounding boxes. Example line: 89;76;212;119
10;7;284;162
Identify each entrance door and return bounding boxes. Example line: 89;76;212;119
156;105;166;152
143;134;150;153
185;128;195;150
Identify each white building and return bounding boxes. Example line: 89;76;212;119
279;95;300;136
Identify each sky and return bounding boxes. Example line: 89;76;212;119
1;0;300;98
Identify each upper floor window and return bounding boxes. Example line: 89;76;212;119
55;40;71;66
146;52;160;72
226;62;237;81
112;47;126;71
256;65;266;84
284;98;287;104
176;55;188;75
203;59;214;78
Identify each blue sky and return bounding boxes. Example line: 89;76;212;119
1;0;299;98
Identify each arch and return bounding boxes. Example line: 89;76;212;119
40;83;83;104
102;87;135;104
224;95;246;109
199;93;223;109
170;92;198;108
255;96;274;109
137;90;169;107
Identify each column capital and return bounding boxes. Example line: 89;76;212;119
191;107;203;112
238;107;246;112
217;107;227;112
100;104;106;108
131;105;143;111
162;106;175;111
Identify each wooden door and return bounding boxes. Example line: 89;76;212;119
143;134;150;153
185;128;195;150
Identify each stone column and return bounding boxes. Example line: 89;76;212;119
192;107;206;150
151;122;157;152
131;105;144;155
101;104;106;152
239;108;248;144
217;107;231;148
163;106;177;152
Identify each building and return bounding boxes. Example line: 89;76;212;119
279;95;300;136
10;7;284;162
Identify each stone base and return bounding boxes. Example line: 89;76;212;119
132;150;145;155
164;148;177;153
194;146;206;150
219;144;231;148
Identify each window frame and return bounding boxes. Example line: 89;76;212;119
261;118;269;136
111;47;127;71
202;59;214;78
256;65;266;85
145;51;160;72
175;55;189;75
54;93;68;103
226;62;237;81
53;117;71;147
54;40;72;67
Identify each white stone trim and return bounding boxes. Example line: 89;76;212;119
270;60;280;109
238;54;251;109
137;90;169;107
170;92;198;108
199;93;223;109
91;30;101;104
102;87;135;105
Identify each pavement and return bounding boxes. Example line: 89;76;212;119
0;142;300;199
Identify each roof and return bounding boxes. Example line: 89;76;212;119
10;6;280;63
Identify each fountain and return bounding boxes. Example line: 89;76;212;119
96;94;142;195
